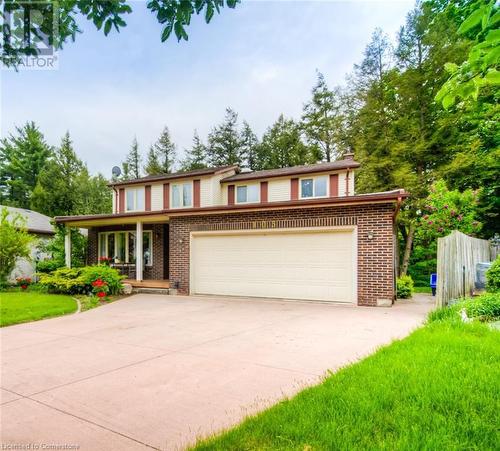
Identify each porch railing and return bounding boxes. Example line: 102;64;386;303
111;263;136;279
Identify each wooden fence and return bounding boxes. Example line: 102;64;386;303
436;230;493;307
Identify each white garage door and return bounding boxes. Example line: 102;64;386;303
190;228;356;303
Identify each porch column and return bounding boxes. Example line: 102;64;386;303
64;227;71;268
136;221;143;281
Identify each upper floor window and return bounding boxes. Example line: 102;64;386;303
171;182;192;208
126;187;145;211
300;176;327;199
236;184;259;204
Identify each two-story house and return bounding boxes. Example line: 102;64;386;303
55;154;408;306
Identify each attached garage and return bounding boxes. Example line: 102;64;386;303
190;227;357;303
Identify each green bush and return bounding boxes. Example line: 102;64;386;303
397;275;414;299
39;266;124;295
80;266;124;295
38;268;86;294
464;292;500;321
428;292;500;324
36;259;64;273
486;256;500;292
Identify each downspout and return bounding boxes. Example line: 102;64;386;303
345;169;350;196
392;194;403;302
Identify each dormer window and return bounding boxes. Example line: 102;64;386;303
171;182;192;208
236;184;259;204
126;187;145;211
300;176;327;199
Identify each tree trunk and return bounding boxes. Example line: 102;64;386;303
400;223;415;276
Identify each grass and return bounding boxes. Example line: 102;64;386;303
0;290;77;327
76;294;128;312
193;319;500;450
414;286;432;293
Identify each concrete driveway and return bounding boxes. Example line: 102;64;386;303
1;294;433;450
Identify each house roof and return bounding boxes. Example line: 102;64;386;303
1;205;55;235
108;165;239;187
220;160;360;183
54;189;408;227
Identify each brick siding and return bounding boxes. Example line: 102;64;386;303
87;203;396;306
169;203;396;306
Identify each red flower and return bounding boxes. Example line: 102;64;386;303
97;291;106;298
21;284;28;290
92;278;106;287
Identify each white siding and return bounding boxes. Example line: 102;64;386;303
268;178;291;202
112;191;116;213
151;184;163;210
349;171;355;195
338;172;347;196
200;178;212;207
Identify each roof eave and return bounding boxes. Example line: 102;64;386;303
55;190;408;226
220;163;361;183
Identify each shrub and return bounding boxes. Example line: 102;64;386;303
38;265;124;295
80;266;124;295
397;275;414;299
36;259;64;273
428;292;500;324
0;208;34;284
38;268;86;294
463;292;500;321
486;256;500;292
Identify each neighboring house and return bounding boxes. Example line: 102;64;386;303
55;155;408;306
2;206;55;281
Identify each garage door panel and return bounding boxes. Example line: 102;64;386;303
191;229;355;303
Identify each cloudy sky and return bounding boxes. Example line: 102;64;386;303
1;0;413;176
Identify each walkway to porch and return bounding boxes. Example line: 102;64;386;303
123;279;170;289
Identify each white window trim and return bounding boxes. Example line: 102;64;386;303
299;175;329;199
98;231;153;266
125;187;145;212
235;183;260;204
171;181;193;209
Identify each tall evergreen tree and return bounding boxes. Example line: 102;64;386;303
255;115;315;170
240;121;259;169
0;122;52;208
151;126;176;173
206;108;243;167
144;146;163;175
180;131;208;171
302;72;346;162
31;132;85;216
124;137;142;179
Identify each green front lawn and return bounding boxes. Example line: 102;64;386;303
0;291;77;327
194;319;499;450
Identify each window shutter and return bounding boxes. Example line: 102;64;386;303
290;178;299;200
329;174;339;197
163;183;169;210
260;181;268;203
145;185;151;211
119;188;125;212
228;185;235;205
193;179;201;208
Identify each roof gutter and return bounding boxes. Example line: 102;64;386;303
55;190;409;224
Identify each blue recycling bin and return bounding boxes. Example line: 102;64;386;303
430;273;437;296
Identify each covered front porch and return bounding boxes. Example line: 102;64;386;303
60;212;170;286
